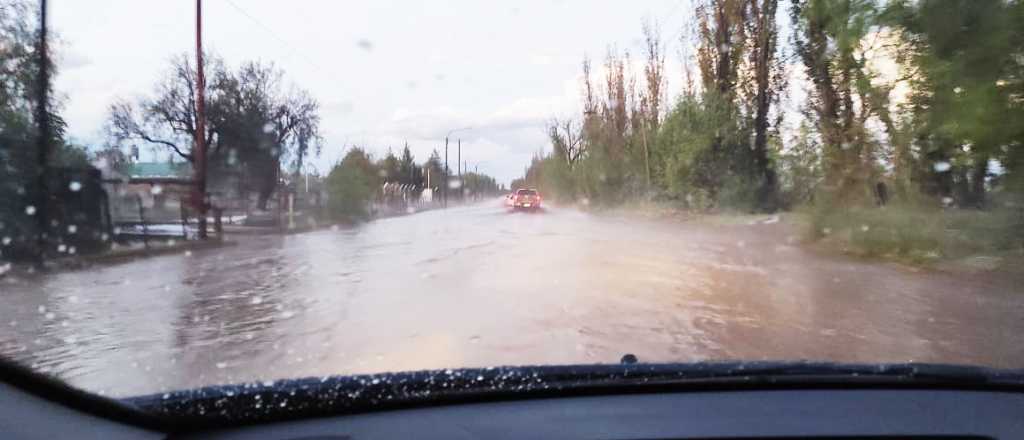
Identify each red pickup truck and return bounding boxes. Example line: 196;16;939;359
512;188;542;211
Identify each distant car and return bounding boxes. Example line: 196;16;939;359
512;188;541;211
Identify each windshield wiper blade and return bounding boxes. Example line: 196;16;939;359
124;361;1024;431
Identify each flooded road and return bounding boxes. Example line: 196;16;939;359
2;200;1023;397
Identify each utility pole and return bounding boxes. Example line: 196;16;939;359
34;0;51;266
443;137;449;208
194;0;209;239
641;120;651;189
457;138;461;200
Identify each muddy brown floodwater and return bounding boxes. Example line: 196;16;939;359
1;200;1022;397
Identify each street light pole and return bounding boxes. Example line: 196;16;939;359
442;127;471;207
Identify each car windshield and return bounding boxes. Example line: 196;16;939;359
1;0;1023;410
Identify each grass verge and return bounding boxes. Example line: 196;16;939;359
804;204;1024;269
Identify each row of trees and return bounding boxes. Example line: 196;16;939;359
326;145;499;219
1;0;97;258
516;0;1024;216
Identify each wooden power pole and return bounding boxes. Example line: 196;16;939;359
194;0;208;239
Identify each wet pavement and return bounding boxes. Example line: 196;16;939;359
1;200;1023;397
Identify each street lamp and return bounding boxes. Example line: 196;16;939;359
443;126;471;208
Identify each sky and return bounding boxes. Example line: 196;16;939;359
49;0;689;185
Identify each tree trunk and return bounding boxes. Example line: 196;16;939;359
969;154;989;209
751;0;779;212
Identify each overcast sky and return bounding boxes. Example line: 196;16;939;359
50;0;689;185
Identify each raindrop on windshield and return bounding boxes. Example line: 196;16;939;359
24;205;36;216
933;161;951;172
67;224;77;234
150;185;163;195
68;181;82;192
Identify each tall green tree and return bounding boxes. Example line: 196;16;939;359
326;147;378;219
791;0;878;202
886;0;1023;207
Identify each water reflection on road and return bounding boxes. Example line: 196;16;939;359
2;200;1023;397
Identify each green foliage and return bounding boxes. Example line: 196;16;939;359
776;121;824;208
884;0;1024;207
808;203;1023;264
326;148;378;220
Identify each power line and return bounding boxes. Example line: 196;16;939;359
222;0;333;76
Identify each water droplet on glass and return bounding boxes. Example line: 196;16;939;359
162;393;170;400
933;161;951;172
150;185;163;195
37;305;46;314
68;181;82;192
371;378;380;385
25;205;36;216
67;225;77;234
184;250;192;257
860;224;870;232
1;237;10;246
57;244;67;253
942;196;954;205
216;362;228;369
262;122;274;133
44;312;55;320
448;179;462;189
251;296;263;305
